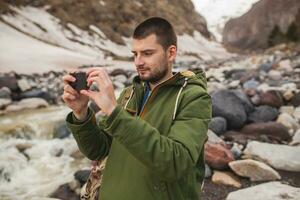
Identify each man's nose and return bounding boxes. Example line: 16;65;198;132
134;55;145;67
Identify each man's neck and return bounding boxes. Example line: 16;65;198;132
149;71;173;90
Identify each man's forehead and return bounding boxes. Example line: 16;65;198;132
131;34;161;51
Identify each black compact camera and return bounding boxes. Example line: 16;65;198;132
69;71;88;92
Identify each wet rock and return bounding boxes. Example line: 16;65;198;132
283;90;294;101
278;59;292;72
279;106;294;115
0;98;12;110
207;82;226;94
208;117;227;136
290;129;300;146
113;81;125;89
50;148;64;157
50;183;79;200
205;164;212;178
212;90;247;129
290;92;300;107
232;90;255;114
207;129;224;144
205;142;235;170
259;90;284;108
109;68;129;78
223;131;255;145
241;122;291;142
247;105;279;123
242;79;260;90
259;62;272;72
53;122;71;139
276;113;299;133
229;159;281;181
243;141;300;172
74;170;90;187
268;70;282;80
19;89;56;103
212;171;242;188
293;106;300;121
113;74;127;83
0;73;18;91
0;87;11;99
226;182;300;200
5;98;49;112
17;79;31;92
250;94;260;105
230;143;243;159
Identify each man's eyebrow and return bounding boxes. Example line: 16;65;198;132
131;49;156;53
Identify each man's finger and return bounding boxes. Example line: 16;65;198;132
80;90;96;100
63;74;76;84
62;92;76;101
64;84;79;97
87;76;103;87
86;67;104;76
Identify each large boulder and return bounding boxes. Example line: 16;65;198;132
212;90;247;129
226;182;300;200
205;142;235;170
240;122;291;142
243;141;300;172
208;117;227;136
229;159;281;181
223;0;300;51
247;105;279;123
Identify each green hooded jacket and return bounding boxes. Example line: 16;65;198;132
66;69;212;200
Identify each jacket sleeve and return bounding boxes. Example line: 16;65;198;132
66;89;127;160
103;89;212;181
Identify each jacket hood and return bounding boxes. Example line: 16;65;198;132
132;68;208;91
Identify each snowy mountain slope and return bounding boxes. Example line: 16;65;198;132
191;0;260;41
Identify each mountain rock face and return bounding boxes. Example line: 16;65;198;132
222;0;300;52
0;0;211;45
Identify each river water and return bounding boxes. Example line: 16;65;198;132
0;106;90;200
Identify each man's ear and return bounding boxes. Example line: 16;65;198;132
167;45;177;62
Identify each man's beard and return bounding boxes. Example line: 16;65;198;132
139;65;168;84
138;58;169;84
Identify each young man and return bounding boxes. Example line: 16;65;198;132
62;17;212;200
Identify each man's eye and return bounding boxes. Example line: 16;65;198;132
144;52;153;56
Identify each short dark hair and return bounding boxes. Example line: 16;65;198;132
133;17;177;50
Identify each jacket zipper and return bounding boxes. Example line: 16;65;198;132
138;73;179;118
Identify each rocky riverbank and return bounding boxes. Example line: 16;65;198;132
1;43;300;200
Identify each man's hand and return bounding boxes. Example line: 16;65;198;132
62;74;89;120
80;67;117;116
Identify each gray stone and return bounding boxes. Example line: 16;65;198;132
290;129;300;146
276;113;299;133
17;79;31;92
247;105;279;123
226;182;300;200
0;98;12;109
242;79;260;90
205;164;212;178
229;159;281;181
243;141;300;172
268;70;282;81
230;143;243;159
208;117;227;136
6;98;49;112
293;107;300;121
212;90;247;129
0;87;11;99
